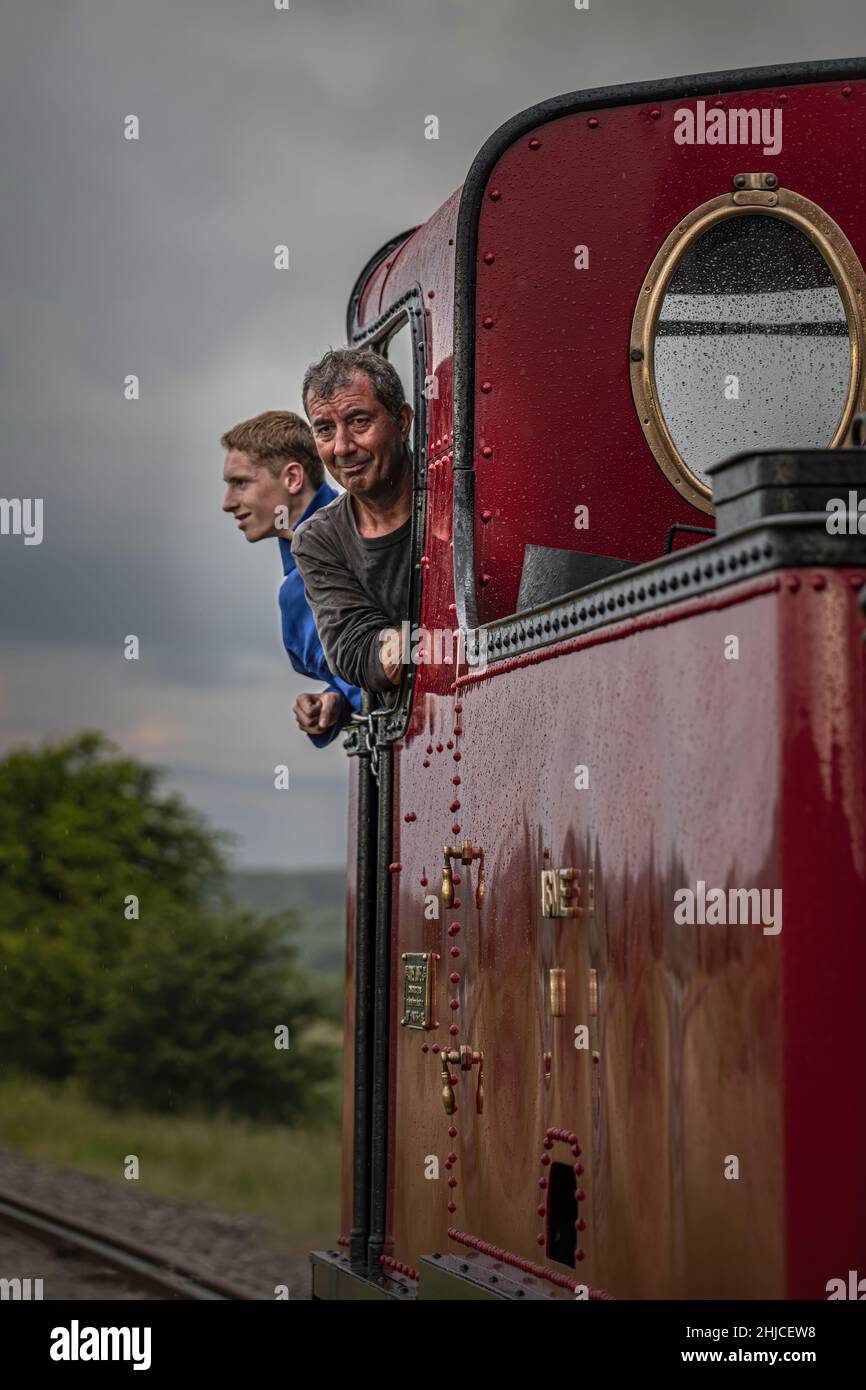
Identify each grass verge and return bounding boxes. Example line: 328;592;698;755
0;1075;342;1250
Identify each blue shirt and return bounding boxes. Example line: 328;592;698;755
277;481;363;747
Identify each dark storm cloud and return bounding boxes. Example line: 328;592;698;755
1;0;863;863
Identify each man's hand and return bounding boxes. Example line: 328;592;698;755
380;626;405;685
293;691;343;736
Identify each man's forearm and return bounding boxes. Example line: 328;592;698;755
379;627;404;686
293;548;397;691
294;528;408;692
309;614;393;691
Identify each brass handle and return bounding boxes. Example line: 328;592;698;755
440;1063;456;1115
441;857;454;910
441;841;485;911
439;1046;483;1114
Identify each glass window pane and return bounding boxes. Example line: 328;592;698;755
655;216;850;484
382;319;415;405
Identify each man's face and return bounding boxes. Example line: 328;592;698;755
222;450;288;542
306;372;411;502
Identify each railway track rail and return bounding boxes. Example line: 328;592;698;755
0;1188;259;1300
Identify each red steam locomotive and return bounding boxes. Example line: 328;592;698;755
311;57;866;1300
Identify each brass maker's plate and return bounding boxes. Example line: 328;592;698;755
401;951;438;1030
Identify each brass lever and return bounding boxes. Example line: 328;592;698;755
441;854;455;910
439;1045;484;1115
440;1061;456;1115
441;840;485;910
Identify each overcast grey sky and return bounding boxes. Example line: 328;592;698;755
1;0;863;868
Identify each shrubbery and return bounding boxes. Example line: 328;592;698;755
0;733;338;1123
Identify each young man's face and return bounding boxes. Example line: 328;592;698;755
222;450;289;542
306;371;411;503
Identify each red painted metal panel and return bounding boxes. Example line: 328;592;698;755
778;572;866;1297
471;78;866;621
383;569;866;1296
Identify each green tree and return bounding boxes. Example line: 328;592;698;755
0;731;225;911
0;732;225;1077
76;909;334;1123
0;733;337;1122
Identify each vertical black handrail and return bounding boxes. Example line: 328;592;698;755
366;736;393;1281
349;732;378;1273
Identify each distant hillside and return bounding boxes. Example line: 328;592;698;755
227;868;346;979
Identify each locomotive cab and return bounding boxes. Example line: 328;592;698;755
312;57;866;1302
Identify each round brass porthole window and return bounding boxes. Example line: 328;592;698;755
629;175;866;515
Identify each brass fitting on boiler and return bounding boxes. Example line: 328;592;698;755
441;840;485;910
440;1045;484;1115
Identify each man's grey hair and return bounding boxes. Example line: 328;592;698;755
302;347;407;422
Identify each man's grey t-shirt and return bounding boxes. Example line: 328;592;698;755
291;490;412;696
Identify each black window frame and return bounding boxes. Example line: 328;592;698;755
342;284;428;750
